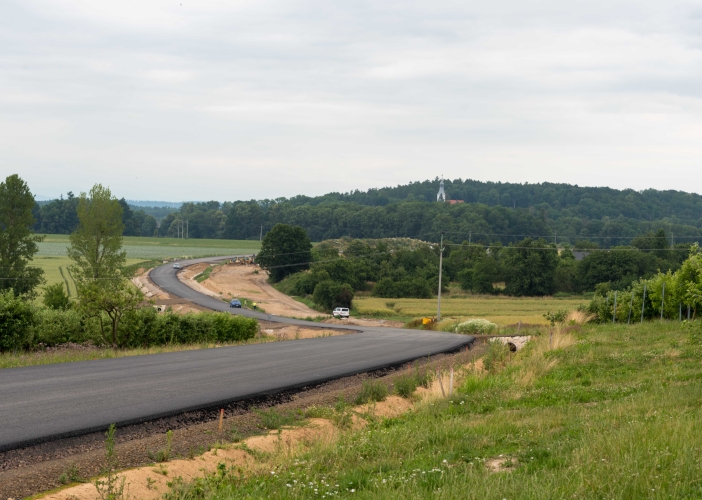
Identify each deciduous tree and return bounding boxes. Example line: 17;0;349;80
77;279;143;347
68;184;126;280
0;174;44;299
504;238;558;296
257;224;312;282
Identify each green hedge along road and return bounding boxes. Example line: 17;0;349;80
0;257;473;451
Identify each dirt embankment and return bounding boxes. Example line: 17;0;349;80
181;263;322;318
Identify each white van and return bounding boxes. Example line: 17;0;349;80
332;307;350;318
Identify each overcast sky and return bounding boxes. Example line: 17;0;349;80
2;0;701;202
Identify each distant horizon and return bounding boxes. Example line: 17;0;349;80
32;176;702;206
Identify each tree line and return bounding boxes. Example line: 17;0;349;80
30;178;702;247
33;194;159;237
256;222;695;312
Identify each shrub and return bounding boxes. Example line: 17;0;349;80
122;310;258;347
34;308;93;346
0;290;35;351
543;309;568;326
211;314;258;343
372;277;432;299
372;277;397;298
355;379;388;404
454;318;497;335
43;283;71;310
394;375;418;398
313;280;354;310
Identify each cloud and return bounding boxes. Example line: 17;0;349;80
1;0;702;201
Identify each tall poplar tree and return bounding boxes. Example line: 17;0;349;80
68;184;126;280
0;174;44;299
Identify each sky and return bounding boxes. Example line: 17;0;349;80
2;0;702;202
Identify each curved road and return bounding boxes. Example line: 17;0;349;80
0;257;473;452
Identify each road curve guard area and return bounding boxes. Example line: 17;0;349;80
0;257;474;452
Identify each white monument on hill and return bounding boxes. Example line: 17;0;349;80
437;178;446;202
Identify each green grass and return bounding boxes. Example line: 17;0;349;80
354;295;586;325
162;321;702;499
32;256;144;300
196;265;216;283
35;234;261;259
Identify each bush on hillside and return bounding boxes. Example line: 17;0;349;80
313;280;354;311
371;277;432;299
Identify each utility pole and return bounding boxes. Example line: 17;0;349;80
469;231;471;245
260;225;263;242
186;220;189;239
437;232;445;321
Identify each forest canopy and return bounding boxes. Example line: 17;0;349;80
31;178;702;247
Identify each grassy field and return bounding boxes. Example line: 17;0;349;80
353;295;587;325
162;321;702;499
33;256;146;299
31;235;261;300
36;235;261;259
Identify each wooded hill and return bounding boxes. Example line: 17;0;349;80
32;179;702;246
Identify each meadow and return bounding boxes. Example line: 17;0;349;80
33;256;145;298
36;234;261;260
163;320;702;499
353;295;587;325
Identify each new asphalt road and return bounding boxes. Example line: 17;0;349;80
0;257;473;451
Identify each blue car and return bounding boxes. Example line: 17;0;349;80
229;299;242;308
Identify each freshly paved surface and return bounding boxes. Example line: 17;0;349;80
0;257;473;451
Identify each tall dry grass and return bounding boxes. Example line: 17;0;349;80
565;309;596;325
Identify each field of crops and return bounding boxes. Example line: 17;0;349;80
36;235;261;260
353;295;588;325
33;256;146;299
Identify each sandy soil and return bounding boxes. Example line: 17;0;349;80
40;396;418;500
181;263;323;318
261;325;350;340
323;317;405;328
